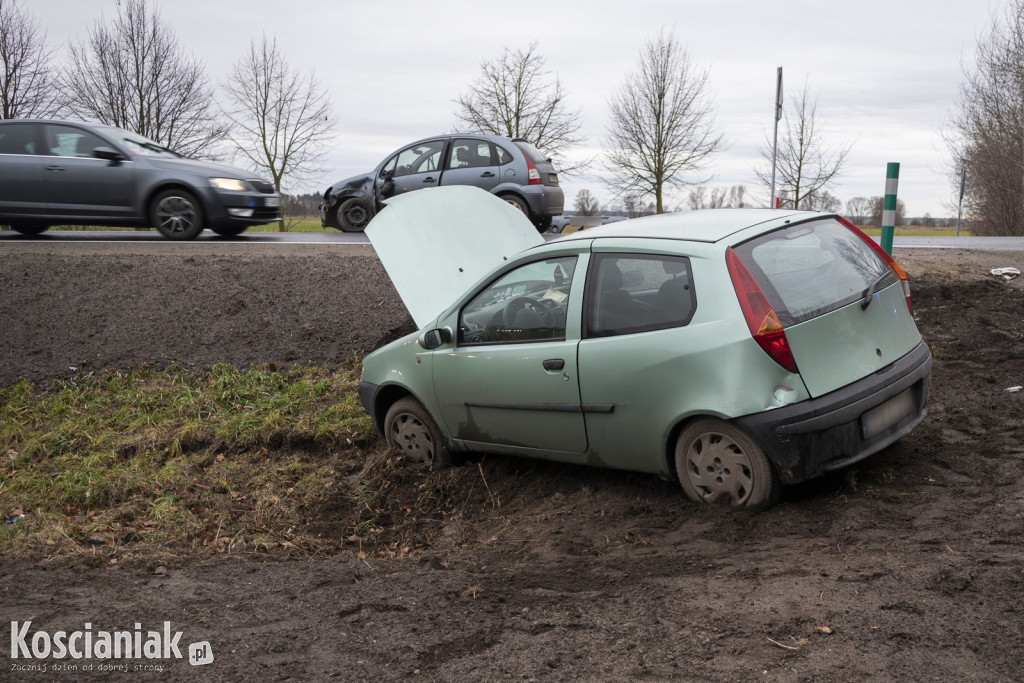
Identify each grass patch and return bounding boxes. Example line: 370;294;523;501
0;363;383;561
37;217;334;234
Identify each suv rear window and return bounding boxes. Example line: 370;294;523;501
511;139;548;164
732;219;895;326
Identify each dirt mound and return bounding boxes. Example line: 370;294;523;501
3;247;1024;681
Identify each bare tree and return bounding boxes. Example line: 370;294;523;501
0;0;61;119
687;184;747;210
947;0;1024;235
573;189;601;215
221;34;335;198
604;31;724;214
845;196;871;224
454;43;585;173
755;80;850;210
60;0;224;158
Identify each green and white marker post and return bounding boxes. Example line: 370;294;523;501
880;162;900;255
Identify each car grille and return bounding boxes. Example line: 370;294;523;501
249;179;276;194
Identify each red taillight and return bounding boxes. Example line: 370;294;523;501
725;248;799;374
524;156;542;185
835;216;913;314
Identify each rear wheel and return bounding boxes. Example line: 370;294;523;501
674;418;780;511
150;189;204;240
337;197;374;232
9;224;49;236
384;398;452;469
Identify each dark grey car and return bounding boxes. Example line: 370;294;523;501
0;120;280;240
319;134;564;233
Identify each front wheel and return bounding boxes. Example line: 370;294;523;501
150;189;205;240
384;398;452;469
674;418;780;511
337;198;374;232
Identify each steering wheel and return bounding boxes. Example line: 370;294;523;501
502;297;553;329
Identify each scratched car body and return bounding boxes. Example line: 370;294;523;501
357;187;932;510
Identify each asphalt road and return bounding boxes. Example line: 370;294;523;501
2;228;1024;251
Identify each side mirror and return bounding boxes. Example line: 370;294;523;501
93;147;126;163
418;328;452;350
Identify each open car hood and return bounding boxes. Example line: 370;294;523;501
365;186;544;328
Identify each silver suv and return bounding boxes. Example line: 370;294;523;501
319;134;564;233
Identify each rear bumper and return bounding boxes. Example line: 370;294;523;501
520;185;564;217
736;341;932;484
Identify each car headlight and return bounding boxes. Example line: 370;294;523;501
209;177;249;192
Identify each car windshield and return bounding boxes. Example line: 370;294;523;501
93;126;181;158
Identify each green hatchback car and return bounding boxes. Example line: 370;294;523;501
358;187;931;510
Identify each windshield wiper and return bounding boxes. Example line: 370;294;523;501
861;271;892;310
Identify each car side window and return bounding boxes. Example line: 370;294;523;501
494;144;514;166
379;154;398;178
585;254;696;338
459;256;578;345
393;140;445;178
0;124;38;155
44;126;108;158
449;139;493;169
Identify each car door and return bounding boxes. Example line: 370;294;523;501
431;255;589;455
576;251;702;472
41;124;136;220
0;122;47;219
387;139;447;197
439;138;499;192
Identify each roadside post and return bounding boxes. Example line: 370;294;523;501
880;162;900;255
956;168;966;237
769;67;783;208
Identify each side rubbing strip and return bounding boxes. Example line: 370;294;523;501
465;402;615;414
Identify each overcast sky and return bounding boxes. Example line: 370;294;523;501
37;0;1000;216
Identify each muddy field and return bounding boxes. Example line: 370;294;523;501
2;244;1023;681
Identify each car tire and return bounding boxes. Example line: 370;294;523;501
10;224;48;236
337;198;374;232
150;189;205;240
384;397;452;469
500;194;532;220
674;418;780;511
536;214;553;232
211;225;248;237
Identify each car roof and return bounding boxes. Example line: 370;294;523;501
554;208;830;244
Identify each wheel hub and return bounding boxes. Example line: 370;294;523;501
685;432;754;505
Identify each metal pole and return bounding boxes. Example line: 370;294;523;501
880;162;900;255
769;67;782;208
956;168;965;237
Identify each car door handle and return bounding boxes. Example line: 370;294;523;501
423;176;437;184
480;172;495;178
45;165;65;172
542;359;565;371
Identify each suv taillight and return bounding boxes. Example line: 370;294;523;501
525;157;542;185
836;216;913;315
726;248;799;374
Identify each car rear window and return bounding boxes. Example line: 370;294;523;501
732;219;895;326
511;140;548;164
